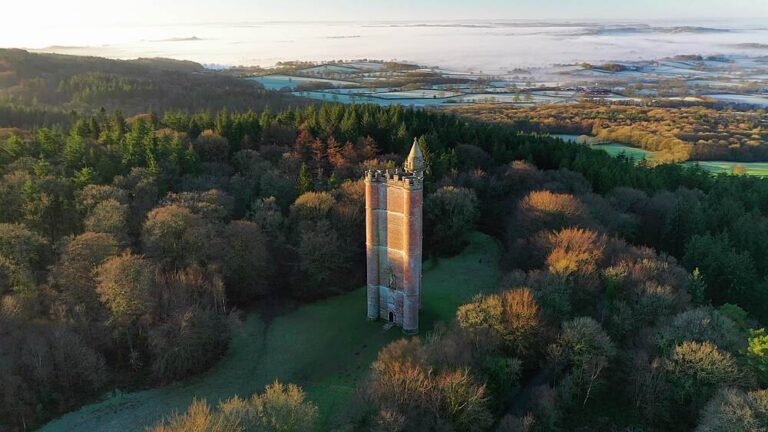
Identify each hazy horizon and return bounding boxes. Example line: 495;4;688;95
3;1;768;71
5;19;768;72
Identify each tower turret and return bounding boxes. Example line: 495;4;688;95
404;138;425;176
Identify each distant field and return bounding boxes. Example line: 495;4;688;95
593;143;656;161
705;94;768;107
344;62;387;71
41;233;500;432
293;90;452;106
299;65;361;75
554;134;656;161
375;89;462;99
456;93;571;104
556;134;768;176
247;69;584;107
248;75;357;90
685;161;768;177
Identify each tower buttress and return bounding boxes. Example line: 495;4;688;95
401;179;423;334
365;173;380;320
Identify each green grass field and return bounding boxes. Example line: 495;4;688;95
553;134;656;162
40;232;500;432
684;161;768;177
556;134;768;177
592;143;655;161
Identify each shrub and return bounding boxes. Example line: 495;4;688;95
664;341;744;416
657;307;746;355
290;191;335;223
517;191;591;235
747;328;768;385
365;338;493;431
696;388;768;432
543;228;607;277
457;288;541;356
150;381;318;432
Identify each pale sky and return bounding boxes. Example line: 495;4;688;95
3;0;768;29
3;0;768;56
3;0;768;68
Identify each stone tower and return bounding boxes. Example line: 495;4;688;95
365;138;425;334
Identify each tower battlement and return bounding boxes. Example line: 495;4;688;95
364;169;423;190
365;139;424;334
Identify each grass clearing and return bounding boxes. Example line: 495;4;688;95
41;232;500;432
684;161;768;177
592;143;655;161
556;133;768;176
554;134;656;161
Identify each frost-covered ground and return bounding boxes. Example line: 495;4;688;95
240;46;768;109
247;75;357;90
374;89;463;99
704;94;768;107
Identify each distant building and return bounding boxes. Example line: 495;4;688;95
365;139;425;334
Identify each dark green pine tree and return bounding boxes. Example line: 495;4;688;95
328;172;341;190
297;162;313;194
188;118;202;139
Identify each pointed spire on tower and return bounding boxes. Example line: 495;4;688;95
404;137;425;175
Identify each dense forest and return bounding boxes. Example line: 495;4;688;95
2;51;768;431
451;102;768;163
0;49;302;128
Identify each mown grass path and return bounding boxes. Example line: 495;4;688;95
40;232;500;432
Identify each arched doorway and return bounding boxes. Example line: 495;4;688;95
388;312;394;322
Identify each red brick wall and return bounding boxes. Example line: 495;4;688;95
366;174;422;332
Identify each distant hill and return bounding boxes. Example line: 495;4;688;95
0;49;304;121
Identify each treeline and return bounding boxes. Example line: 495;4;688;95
450;102;768;163
3;102;768;430
0;49;303;115
0;104;72;129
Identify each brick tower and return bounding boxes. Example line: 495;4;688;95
365;138;425;334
